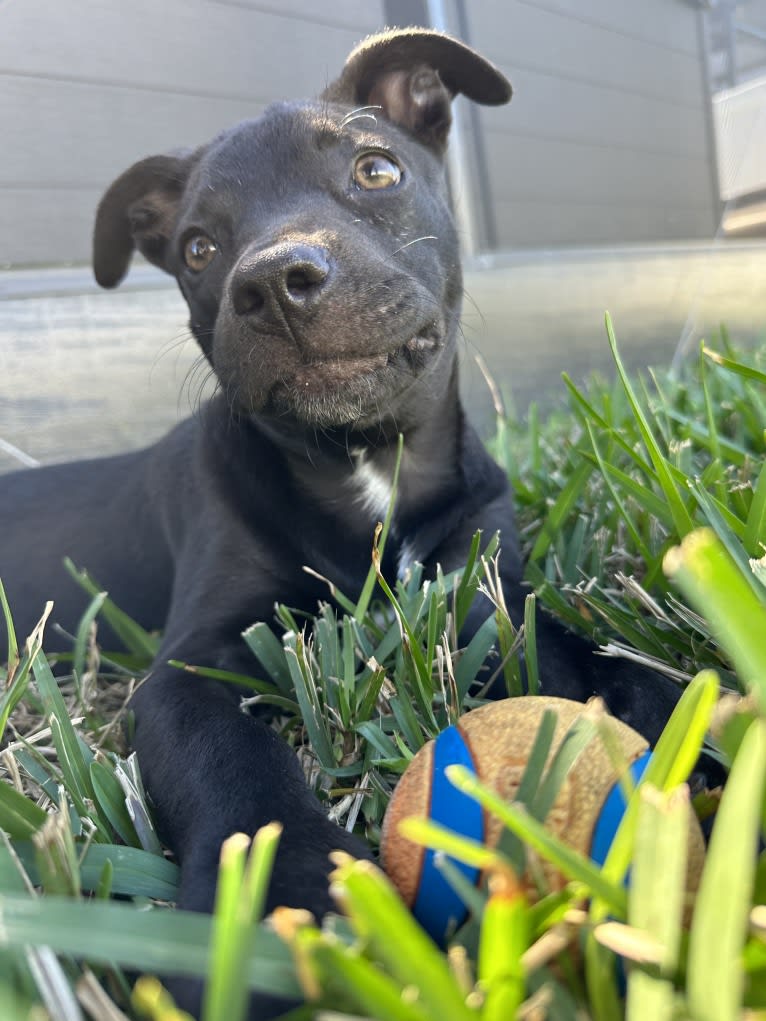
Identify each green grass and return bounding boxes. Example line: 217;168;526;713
0;317;765;1020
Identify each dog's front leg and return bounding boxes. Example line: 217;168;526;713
133;671;360;905
130;662;369;916
128;601;372;924
130;652;370;1019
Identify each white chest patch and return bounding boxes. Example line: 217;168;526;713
348;452;421;580
351;455;394;522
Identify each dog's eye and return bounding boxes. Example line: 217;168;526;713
183;235;218;272
353;152;402;190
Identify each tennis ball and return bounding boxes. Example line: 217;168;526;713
381;696;705;942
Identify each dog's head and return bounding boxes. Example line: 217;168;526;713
93;29;510;432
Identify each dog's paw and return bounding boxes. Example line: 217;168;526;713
689;752;727;796
167;818;369;1018
266;811;373;918
176;811;372;918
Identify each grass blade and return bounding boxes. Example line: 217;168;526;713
89;761;140;847
687;720;766;1021
743;458;766;557
444;765;627;914
0;894;299;999
275;912;432;1021
664;529;766;700
398;816;513;874
0;578;19;683
32;651;99;825
241;622;294;696
203;825;282;1021
72;591;107;680
523;593;540;695
703;345;766;385
354;434;403;623
328;854;476;1021
284;636;335;770
605;312;694;538
15;842;179;900
601;669;718;885
688;483;765;601
583;421;654;564
478;870;528;1021
625;785;689;1021
0;785;48;840
453;613;497;699
528;460;592;562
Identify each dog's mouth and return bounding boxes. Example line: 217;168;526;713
286;325;442;389
266;322;445;425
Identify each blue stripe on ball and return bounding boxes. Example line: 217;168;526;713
590;750;653;867
412;725;484;943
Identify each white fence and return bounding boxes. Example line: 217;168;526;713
713;74;766;201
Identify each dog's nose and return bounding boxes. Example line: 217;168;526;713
231;244;332;320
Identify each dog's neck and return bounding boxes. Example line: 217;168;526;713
248;367;464;531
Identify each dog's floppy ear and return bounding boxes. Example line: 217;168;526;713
323;27;511;151
93;150;201;288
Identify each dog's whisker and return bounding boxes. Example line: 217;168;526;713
389;235;438;257
339;105;382;129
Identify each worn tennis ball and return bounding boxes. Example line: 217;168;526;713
382;696;706;941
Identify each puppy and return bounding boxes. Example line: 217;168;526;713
0;27;688;1015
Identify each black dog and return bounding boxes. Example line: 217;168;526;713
1;26;688;1013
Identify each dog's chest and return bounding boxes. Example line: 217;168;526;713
349;452;394;522
347;451;416;579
